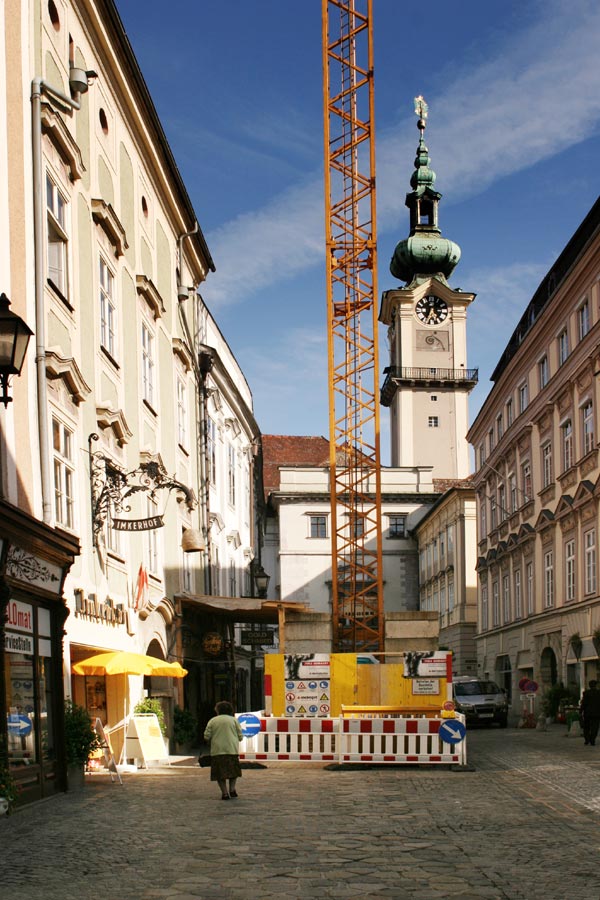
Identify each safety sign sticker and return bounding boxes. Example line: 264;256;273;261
284;680;331;716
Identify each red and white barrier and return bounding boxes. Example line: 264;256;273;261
239;714;467;765
240;716;338;762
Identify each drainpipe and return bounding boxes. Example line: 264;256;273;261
177;225;212;593
31;68;94;524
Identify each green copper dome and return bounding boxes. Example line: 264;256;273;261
391;232;461;284
390;102;461;286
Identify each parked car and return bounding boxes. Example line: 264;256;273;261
453;678;508;727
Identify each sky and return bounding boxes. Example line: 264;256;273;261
117;0;600;465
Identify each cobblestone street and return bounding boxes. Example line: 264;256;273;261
2;725;599;900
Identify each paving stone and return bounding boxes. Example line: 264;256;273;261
1;725;600;899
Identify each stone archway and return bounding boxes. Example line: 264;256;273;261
539;646;558;689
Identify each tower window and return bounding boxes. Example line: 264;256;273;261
428;416;439;428
430;395;437;401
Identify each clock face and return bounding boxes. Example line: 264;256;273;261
415;295;448;325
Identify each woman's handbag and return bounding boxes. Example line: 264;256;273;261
198;754;211;768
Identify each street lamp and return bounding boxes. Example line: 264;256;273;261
253;562;270;599
0;293;33;407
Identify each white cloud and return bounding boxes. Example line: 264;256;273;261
465;260;550;422
242;327;329;434
201;1;600;309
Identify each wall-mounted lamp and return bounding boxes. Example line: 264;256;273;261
253;562;270;599
0;293;33;407
68;66;97;96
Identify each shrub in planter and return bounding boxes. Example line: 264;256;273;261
133;697;166;736
173;706;197;747
541;683;578;721
0;764;18;814
65;699;100;764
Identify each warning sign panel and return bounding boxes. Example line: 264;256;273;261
284;680;331;716
284;654;330;680
402;651;448;679
411;678;440;696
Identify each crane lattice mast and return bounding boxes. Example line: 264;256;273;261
321;0;383;652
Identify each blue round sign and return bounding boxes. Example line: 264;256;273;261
237;713;261;737
438;720;467;745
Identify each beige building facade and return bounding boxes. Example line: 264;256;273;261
1;0;263;803
468;198;600;717
414;484;478;676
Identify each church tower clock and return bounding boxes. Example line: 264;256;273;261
379;97;477;479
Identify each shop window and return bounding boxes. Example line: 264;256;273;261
5;599;59;802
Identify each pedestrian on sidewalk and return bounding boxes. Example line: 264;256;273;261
579;680;600;746
203;701;243;800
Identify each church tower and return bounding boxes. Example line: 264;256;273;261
379;98;477;479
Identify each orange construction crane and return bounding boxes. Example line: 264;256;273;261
321;0;383;652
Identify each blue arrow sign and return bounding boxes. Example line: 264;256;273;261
7;714;32;737
237;713;261;737
438;720;467;745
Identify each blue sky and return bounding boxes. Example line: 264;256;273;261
118;0;600;464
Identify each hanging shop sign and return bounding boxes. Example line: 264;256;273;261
241;629;274;646
202;632;224;656
111;515;164;532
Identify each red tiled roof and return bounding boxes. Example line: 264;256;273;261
262;434;330;498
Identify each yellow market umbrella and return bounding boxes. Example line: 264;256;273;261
72;650;187;678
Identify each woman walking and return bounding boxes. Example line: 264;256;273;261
203;701;243;800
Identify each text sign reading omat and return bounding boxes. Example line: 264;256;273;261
6;600;33;633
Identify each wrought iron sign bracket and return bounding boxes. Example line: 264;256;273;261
88;432;196;550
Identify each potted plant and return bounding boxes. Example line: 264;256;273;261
133;697;166;736
540;683;577;723
0;763;18;815
64;699;100;789
173;705;197;751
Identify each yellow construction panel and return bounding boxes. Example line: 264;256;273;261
264;653;449;718
356;663;382;706
265;654;285;717
330;653;358;713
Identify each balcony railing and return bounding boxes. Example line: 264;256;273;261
381;366;479;406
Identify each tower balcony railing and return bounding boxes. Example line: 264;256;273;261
380;366;479;406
